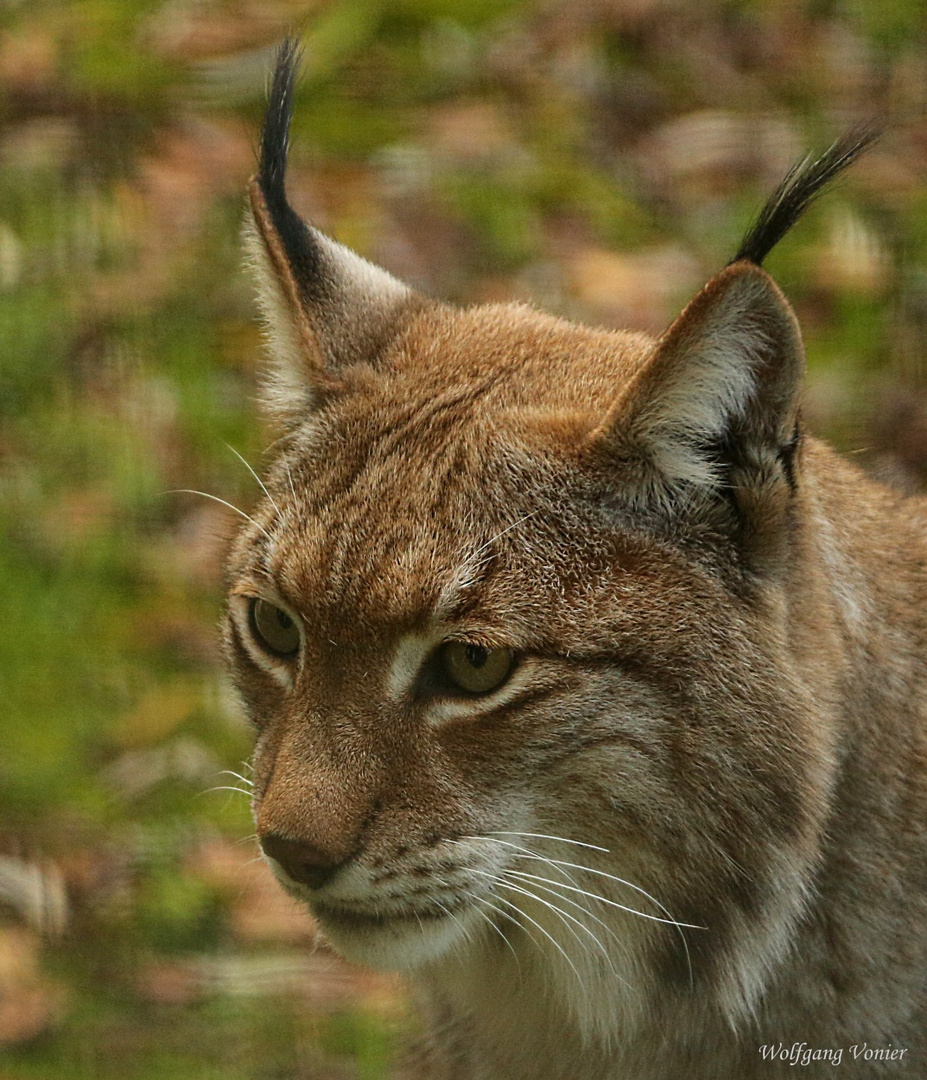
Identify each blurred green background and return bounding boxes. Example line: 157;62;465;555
1;1;926;1077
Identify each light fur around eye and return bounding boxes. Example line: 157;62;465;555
228;592;302;684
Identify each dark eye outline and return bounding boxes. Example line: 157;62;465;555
424;640;517;698
247;597;301;659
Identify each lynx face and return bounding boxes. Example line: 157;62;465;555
225;41;927;1078
226;295;822;1002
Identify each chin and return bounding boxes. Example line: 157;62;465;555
311;901;480;972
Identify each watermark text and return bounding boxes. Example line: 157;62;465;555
758;1042;909;1067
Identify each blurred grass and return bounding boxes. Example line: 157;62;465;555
2;0;926;1077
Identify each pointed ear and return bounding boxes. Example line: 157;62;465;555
244;40;419;424
598;262;805;561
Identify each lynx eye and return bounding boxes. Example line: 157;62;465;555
440;641;514;694
248;598;300;658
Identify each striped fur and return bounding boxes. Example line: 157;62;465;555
223;43;927;1079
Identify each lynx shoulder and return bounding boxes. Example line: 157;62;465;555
224;40;927;1079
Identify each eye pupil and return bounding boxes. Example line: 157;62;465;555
465;643;488;668
276;609;293;630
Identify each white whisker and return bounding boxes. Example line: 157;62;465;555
460;832;695;987
217;769;254;789
456;835;582;889
225;442;281;516
472;510;540;559
497;875;629;987
506;868;628;958
491;892;587;994
433;898;470;946
508;868;700;930
471;893;539;966
471;868;602;965
460;892;521;967
505;846;696;929
488;830;610;853
284;461;298;506
165;489;272;540
203;785;254;798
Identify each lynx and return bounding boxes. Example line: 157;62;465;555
224;41;927;1079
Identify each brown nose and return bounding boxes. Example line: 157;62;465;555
260;832;346;890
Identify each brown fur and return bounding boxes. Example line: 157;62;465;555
224;51;927;1080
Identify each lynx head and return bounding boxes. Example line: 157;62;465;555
226;40;875;1035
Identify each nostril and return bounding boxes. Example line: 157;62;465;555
260;832;344;890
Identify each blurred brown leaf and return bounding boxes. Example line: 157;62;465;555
0;927;67;1045
567;243;701;332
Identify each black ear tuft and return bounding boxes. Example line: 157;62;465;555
732;124;879;267
258;38;300;200
245;40;417;420
256;38;328;303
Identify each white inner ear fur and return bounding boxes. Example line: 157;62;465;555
315;231;411;314
631;274;783;488
242;207;412;424
242;213;317;422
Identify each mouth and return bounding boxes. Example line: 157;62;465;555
312;900;458;932
307;898;478;971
